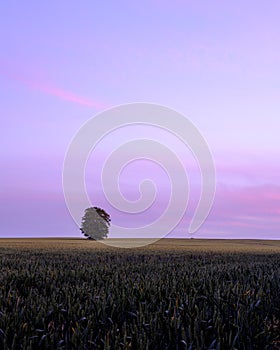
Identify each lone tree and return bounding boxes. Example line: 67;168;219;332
80;207;111;240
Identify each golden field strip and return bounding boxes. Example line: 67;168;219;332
0;238;280;252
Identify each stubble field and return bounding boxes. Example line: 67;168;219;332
0;238;280;349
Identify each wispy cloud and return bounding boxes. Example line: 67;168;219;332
217;184;280;216
1;67;109;109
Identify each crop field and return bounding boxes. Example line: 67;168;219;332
0;238;280;349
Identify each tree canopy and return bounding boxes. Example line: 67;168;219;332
80;207;111;240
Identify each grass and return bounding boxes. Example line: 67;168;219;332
0;238;280;349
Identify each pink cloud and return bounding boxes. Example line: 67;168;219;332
220;184;280;215
1;67;109;109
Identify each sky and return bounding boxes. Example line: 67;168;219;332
1;1;280;239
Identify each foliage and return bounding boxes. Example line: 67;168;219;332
80;207;111;240
0;243;280;349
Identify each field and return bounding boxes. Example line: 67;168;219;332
0;238;280;349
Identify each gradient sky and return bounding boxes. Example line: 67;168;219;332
1;1;280;239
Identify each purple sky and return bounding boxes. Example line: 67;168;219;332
1;1;280;239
